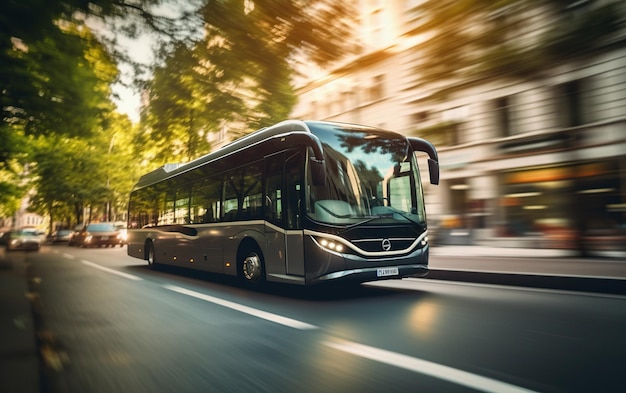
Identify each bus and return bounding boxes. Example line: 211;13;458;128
127;120;439;286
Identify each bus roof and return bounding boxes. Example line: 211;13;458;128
131;120;400;191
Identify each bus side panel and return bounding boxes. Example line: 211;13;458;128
285;231;305;276
187;227;224;273
127;230;146;260
152;232;180;266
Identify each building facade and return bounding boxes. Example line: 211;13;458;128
290;0;626;256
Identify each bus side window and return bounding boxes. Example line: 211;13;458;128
285;150;304;229
243;162;263;219
265;153;284;226
191;176;222;223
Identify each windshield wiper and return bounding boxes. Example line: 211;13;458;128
338;210;426;234
389;209;425;228
337;215;392;234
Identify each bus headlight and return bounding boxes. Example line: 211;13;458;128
316;237;345;253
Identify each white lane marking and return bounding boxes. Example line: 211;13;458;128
80;260;142;281
63;253;75;259
324;339;539;393
398;277;626;300
163;285;318;331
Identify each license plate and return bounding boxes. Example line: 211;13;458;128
101;236;108;240
377;267;399;277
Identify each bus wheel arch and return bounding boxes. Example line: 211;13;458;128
237;238;265;285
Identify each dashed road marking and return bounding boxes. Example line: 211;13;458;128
80;259;142;281
67;258;544;392
163;284;318;330
324;339;539;393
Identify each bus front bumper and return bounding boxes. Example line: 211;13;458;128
315;263;428;283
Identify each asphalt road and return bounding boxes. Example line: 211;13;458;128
20;246;626;393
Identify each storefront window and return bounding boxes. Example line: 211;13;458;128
500;160;626;253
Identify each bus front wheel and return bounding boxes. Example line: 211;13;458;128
240;250;265;286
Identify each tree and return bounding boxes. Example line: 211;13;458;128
140;42;215;164
140;0;355;163
408;0;624;97
1;0;198;216
199;0;355;126
1;0;356;217
30;111;140;230
13;18;139;229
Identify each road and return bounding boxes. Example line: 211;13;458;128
17;245;626;393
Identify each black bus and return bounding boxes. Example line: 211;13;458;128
127;120;439;286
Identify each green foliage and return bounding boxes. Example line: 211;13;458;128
1;0;355;220
141;0;354;163
29;112;140;226
141;42;218;164
541;3;624;58
0;159;24;217
410;0;624;95
1;0;163;219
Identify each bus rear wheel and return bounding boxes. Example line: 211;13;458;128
146;242;157;270
240;250;265;286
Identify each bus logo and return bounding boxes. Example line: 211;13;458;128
382;238;392;251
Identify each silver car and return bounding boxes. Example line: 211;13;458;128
0;230;41;251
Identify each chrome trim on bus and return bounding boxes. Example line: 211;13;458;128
262;221;304;235
266;274;306;283
305;229;428;257
131;220;302;236
317;264;428;281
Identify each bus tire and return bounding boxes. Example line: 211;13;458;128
146;241;158;270
239;247;265;286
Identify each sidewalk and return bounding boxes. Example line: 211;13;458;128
428;245;626;294
430;245;580;258
0;250;40;393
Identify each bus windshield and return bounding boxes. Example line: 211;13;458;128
307;123;426;226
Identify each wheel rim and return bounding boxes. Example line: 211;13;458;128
242;253;262;282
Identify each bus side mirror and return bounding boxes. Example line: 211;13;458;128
408;137;440;185
310;159;326;186
428;159;439;185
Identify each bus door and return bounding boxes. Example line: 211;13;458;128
264;152;305;277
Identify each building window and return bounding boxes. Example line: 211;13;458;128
558;79;587;127
415;121;460;147
493;96;512;137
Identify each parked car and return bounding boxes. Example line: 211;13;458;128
67;225;85;246
115;222;128;244
71;222;124;248
48;229;73;243
0;230;41;251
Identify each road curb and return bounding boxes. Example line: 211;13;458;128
426;269;626;295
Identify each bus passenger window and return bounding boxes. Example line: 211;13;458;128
265;154;284;226
191;176;222;223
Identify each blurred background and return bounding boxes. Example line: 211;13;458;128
288;0;626;258
1;0;625;258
